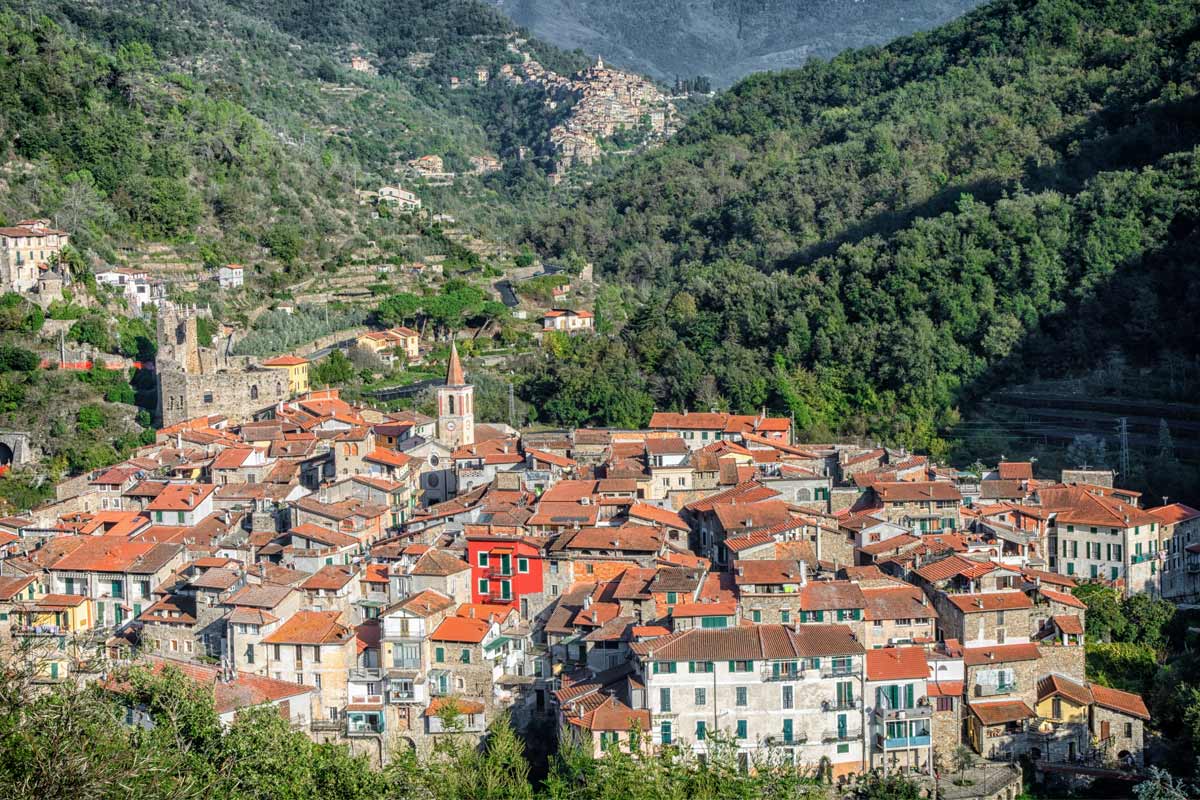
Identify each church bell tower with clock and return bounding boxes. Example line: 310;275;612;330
436;342;473;448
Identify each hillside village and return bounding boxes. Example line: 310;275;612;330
0;340;1188;796
498;44;677;181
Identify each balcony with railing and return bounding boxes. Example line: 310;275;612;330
976;680;1018;697
821;663;858;679
761;666;806;682
764;733;808;747
822;725;863;743
349;666;384;682
390;657;422;671
822;698;862;712
346;712;385;736
874;701;933;720
311;718;346;733
880;730;932;749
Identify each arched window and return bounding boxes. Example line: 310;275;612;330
447;394;456;415
797;488;812;502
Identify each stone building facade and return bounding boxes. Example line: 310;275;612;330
156;304;291;426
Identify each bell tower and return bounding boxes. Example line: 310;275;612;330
436;342;473;448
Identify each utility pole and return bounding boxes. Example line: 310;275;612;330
508;382;515;429
1117;417;1129;479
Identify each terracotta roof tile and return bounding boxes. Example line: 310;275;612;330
969;700;1034;725
261;610;351;645
1089;684;1150;720
866;647;929;681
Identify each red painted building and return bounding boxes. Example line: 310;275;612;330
465;532;545;617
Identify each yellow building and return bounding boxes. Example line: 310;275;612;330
356;327;421;364
10;594;95;682
260;355;310;395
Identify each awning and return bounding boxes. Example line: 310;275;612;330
483;635;513;653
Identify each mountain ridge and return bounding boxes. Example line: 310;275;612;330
492;0;990;86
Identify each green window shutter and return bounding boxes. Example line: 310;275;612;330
728;660;735;672
661;722;672;745
783;718;793;742
905;683;914;708
435;647;444;663
752;610;761;622
815;610;824;622
736;720;747;739
781;610;790;623
667;592;677;604
696;721;706;741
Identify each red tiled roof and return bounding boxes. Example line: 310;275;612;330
945;592;1033;613
1037;674;1093;707
874;481;961;503
926;680;963;698
365;448;412;468
392;589;455;617
627;503;687;530
146;484;216;511
425;697;484;717
630;624;862;661
1089;684;1150;720
997;462;1034;480
1050;615;1084;635
430;616;490;643
962;643;1040;667
301;565;354;592
866;647;929;681
969;700;1034;725
261;610;351;645
261;355;308;367
669;600;737;618
1147;503;1200;525
649;412;729;430
1039;587;1086;609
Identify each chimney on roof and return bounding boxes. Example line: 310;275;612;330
583;595;592;609
799;559;808;587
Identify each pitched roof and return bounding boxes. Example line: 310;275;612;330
300;565;355;592
424;697;484;717
1039;587;1087;609
574;695;651;732
969;700;1034;725
1037;674;1093;707
945;592;1033;613
630;624;862;661
445;342;465;386
390;589;455;617
866;647;929;681
261;611;351;645
430;616;490;644
1147;503;1200;525
261;355;308;367
874;481;961;503
862;586;936;621
1089;684;1150;720
962;643;1040;667
627;502;688;530
146;484;216;511
997;462;1034;480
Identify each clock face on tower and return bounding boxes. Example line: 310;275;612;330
446;421;457;431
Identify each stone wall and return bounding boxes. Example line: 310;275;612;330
1037;642;1085;683
1092;705;1144;765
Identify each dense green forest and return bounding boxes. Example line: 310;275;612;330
0;0;590;273
522;0;1200;462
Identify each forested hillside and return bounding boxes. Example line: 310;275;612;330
522;0;1200;460
0;0;587;271
493;0;986;87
